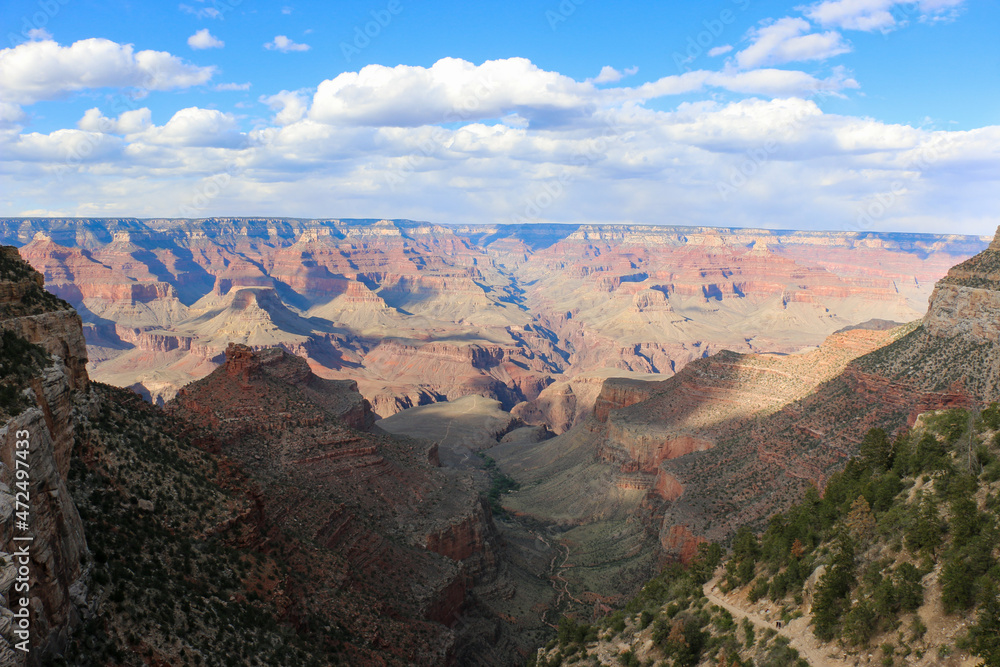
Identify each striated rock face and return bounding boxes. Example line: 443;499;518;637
169;344;508;663
923;225;1000;342
0;246;90;665
594;377;663;423
0;367;89;664
496;229;1000;568
2;218;988;420
424;496;500;582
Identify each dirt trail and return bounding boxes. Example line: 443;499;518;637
531;531;585;626
702;577;855;667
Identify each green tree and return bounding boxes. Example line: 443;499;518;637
842;599;877;646
732;526;761;562
811;536;856;641
893;562;923;612
860;428;892;471
906;494;943;555
971;582;1000;666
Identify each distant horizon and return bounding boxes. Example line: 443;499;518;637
3;215;995;241
2;0;998;235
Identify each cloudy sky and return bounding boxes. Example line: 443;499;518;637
1;0;998;234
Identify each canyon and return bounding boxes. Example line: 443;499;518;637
487;224;1000;622
1;218;989;427
1;219;999;665
0;246;553;665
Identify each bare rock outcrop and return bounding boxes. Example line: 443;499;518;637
923;225;1000;342
0;247;90;665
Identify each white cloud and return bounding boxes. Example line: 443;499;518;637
707;45;733;57
2;56;996;236
307;58;858;129
590;66;639;84
138;107;244;148
0;38;215;105
188;28;224;50
4;128;123;163
633;67;858;100
26;28;52;41
802;0;965;31
264;35;310;52
261;89;310;125
215;82;251;91
0;101;25;128
78;107;152;135
736;17;851;69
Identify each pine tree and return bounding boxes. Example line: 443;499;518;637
860;428;892;471
845;496;876;545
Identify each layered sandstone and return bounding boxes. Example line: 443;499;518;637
168;344;518;662
1;218;988;421
923;225;1000;342
0;247;91;665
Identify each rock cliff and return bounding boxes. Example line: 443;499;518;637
923;224;1000;342
495;226;1000;576
0;246;90;666
2;218;988;422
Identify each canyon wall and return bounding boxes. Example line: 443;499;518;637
1;219;988;425
0;247;90;665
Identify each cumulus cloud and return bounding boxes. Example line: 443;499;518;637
306;57;858;129
0;101;26;128
78;107;152;134
1;55;996;235
802;0;965;31
708;45;733;57
188;29;224;50
264;35;310;52
632;66;858;100
736;17;851;69
590;66;639;84
261;89;310;125
139;107;244;148
0;38;215;105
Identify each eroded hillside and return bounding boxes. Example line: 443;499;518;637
0;246;558;665
2;218;988;424
532;407;1000;666
491;226;1000;632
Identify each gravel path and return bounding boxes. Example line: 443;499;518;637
702;576;855;667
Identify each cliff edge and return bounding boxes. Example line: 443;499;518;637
0;246;90;666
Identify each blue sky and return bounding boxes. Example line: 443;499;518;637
1;0;998;234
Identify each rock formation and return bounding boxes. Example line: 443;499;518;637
1;218;988;422
493;224;1000;572
923;224;1000;342
0;246;90;666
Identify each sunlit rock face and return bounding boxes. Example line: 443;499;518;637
1;218;990;425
